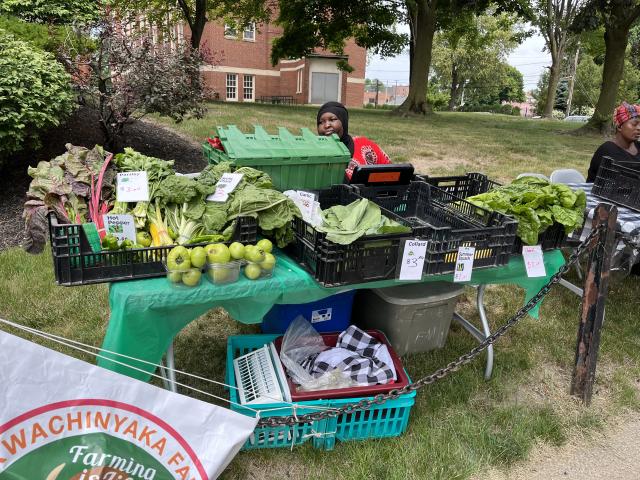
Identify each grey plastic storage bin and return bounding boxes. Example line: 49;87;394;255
352;282;465;355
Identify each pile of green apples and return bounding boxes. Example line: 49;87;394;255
241;239;276;280
166;245;207;287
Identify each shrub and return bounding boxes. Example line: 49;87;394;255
0;29;74;163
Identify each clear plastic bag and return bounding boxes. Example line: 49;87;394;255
279;316;357;391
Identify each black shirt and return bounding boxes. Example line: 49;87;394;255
587;140;640;182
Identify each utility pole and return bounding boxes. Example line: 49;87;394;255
566;44;580;117
374;80;380;108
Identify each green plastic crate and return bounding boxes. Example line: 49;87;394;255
226;334;416;451
203;125;351;191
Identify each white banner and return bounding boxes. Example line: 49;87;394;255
0;331;257;480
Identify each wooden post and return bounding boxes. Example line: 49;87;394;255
571;203;618;404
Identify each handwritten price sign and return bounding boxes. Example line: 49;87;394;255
398;239;427;280
522;245;546;277
116;171;149;202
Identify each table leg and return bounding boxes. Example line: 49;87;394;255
452;285;494;379
559;278;583;297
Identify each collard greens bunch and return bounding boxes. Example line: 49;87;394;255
465;176;587;245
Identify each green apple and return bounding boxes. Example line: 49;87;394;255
167;271;183;283
245;247;266;263
182;269;201;287
136;231;152;247
256;238;273;254
190;246;207;269
244;263;262;280
259;252;276;271
228;242;245;260
206;243;231;264
167;246;191;271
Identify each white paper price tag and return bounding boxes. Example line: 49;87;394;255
102;214;137;243
116;171;149;202
398;239;428;281
297;190;316;218
453;246;476;282
207;172;244;202
522;245;546;277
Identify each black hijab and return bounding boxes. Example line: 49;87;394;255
317;101;354;156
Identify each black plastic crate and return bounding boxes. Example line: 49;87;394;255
592;156;640;212
418;173;569;253
350;181;518;275
48;213;257;286
419;172;502;198
289;185;416;287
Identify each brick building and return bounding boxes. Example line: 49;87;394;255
188;21;366;107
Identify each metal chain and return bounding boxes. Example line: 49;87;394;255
257;226;605;427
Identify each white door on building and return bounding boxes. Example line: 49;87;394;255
310;72;339;104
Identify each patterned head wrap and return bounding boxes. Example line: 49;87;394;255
613;102;640;129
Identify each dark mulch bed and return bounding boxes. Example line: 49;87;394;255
0;106;207;251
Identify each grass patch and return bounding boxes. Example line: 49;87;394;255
3;107;637;479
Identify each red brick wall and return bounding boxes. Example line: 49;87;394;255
186;19;366;107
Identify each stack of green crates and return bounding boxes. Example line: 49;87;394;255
202;125;351;191
226;334;416;451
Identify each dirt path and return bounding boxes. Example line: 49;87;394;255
476;416;640;480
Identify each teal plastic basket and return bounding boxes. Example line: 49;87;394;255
226;334;416;451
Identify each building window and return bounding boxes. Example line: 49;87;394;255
226;74;238;101
224;24;237;38
296;69;303;94
243;75;254;101
243;23;255;41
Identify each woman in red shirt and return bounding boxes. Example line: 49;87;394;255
316;101;391;181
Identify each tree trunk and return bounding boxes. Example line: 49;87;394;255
397;0;436;115
448;66;460;110
543;52;562;118
585;27;629;133
190;0;207;49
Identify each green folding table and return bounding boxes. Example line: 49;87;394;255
98;249;566;389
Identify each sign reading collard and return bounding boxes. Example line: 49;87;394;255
0;331;257;480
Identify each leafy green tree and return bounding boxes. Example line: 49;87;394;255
499;64;526;102
571;54;601;112
573;0;640;133
0;29;74;163
398;0;529;115
530;0;581;118
0;0;99;25
365;78;386;92
431;12;524;109
270;0;406;70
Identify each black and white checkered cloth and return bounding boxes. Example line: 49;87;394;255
568;183;639;268
301;326;397;386
568;183;640;245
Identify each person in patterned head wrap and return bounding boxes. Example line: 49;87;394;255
587;101;640;181
316;101;391;181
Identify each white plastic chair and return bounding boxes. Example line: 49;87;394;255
516;172;550;181
550;168;586;184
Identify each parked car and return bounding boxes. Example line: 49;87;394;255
564;115;590;123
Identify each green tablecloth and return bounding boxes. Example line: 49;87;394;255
98;249;566;380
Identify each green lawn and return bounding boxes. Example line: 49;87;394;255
2;106;637;480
